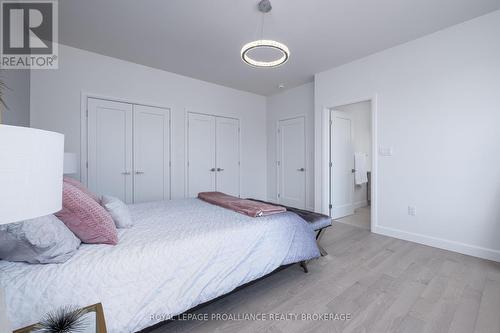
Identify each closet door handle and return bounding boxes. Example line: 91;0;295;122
210;168;216;172
217;168;224;172
135;170;144;175
297;168;305;172
121;171;131;175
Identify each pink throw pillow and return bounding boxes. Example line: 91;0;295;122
56;182;118;245
63;177;100;203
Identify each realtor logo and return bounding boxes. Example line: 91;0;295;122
1;0;58;69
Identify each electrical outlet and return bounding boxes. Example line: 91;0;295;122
408;206;417;216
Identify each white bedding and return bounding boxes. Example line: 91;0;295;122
0;199;320;332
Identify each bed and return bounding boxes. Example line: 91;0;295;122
0;198;320;333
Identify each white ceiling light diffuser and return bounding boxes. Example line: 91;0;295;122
241;0;290;68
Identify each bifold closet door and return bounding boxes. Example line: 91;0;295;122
187;113;216;197
87;98;133;203
133;105;170;203
215;117;240;197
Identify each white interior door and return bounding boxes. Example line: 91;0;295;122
330;110;354;218
87;98;133;203
278;116;306;209
215;117;240;197
133;105;170;203
187;113;216;197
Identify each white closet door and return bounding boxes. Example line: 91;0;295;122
87;98;133;203
187;113;216;197
278;116;306;208
215;117;240;197
133;105;170;203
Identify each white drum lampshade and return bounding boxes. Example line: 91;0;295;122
0;125;64;333
0;125;64;225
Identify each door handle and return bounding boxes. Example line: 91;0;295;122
351;169;356;173
121;171;131;175
217;168;224;172
297;168;305;172
210;168;216;172
135;170;144;175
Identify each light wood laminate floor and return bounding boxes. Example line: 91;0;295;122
151;223;500;333
334;206;371;230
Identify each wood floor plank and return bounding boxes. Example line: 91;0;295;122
474;278;500;333
368;256;444;333
408;258;467;331
448;286;483;333
396;315;426;333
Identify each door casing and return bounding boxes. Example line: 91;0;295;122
320;95;377;233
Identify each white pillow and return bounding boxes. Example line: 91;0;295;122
0;215;81;264
100;195;133;228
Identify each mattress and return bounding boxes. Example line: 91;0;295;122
0;198;320;333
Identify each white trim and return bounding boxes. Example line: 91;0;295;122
303;114;310;210
371;97;378;234
321;107;330;215
81;91;173;111
168;110;172;200
80;93;87;183
322;95;378;233
275;121;280;202
373;225;500;263
184;108;189;198
238;118;242;198
80;91;172;189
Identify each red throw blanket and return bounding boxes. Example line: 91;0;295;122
198;192;286;217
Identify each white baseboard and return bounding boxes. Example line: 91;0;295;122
372;225;500;263
353;200;368;210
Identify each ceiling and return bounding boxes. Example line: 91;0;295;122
59;0;500;96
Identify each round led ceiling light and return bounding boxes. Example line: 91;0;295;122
241;0;290;68
241;39;290;68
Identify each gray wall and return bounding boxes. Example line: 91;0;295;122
1;69;30;126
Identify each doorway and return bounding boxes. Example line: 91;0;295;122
330;101;372;229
